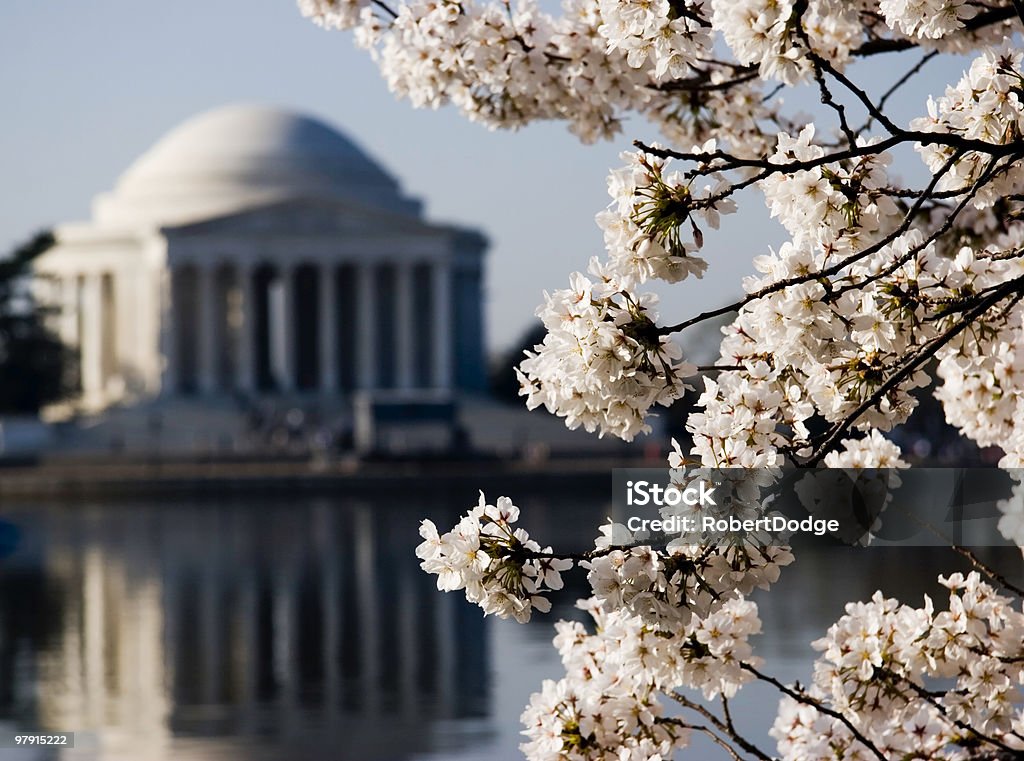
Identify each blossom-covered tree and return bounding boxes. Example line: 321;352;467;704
298;1;1024;758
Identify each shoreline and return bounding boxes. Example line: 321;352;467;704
0;455;651;499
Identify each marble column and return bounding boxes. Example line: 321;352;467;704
198;264;219;394
357;263;377;390
60;276;78;347
395;262;414;390
80;273;104;402
279;266;297;392
319;263;338;393
159;270;173;395
431;261;453;390
236;264;257;393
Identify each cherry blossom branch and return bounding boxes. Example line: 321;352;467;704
806;39;902;136
805;272;1024;465
668;692;774;761
828;148;1003;299
657;143;970;336
1012;0;1024;27
740;663;888;761
663;719;746;761
894;673;1021;754
791;2;858;145
718;695;767;761
372;0;398;18
876;50;939;116
901;512;1024;597
852;6;1017;56
319;2;1024;757
946;544;1024;598
655;70;759;93
643;131;1024;176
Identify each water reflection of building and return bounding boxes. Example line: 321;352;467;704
2;500;487;760
33;104;488;414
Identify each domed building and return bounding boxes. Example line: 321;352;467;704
34;105;488;413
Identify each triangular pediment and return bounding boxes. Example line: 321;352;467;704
160;197;463;239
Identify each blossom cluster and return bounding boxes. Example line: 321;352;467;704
298;0;787;145
586;527;793;629
421;494;1023;761
933;228;1024;466
514;144;739;444
760;125;902;254
303;1;1024;758
516;264;696;440
912;47;1024;208
998;474;1024;554
597;146;735;286
711;0;862;85
521;595;763;760
773;572;1024;759
685;128;1024;471
298;0;370;30
878;0;974;41
416;493;572;622
299;0;1020;148
418;486;796;759
674;125;929;466
596;0;710;82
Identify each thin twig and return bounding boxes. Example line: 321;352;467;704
852;7;1016;56
791;1;858;144
656;71;759;93
372;0;398;19
696;364;744;372
655;143;971;336
805;273;1024;465
1012;0;1024;27
898;675;1020;754
878;50;938;114
903;511;1024;598
670;692;774;761
741;663;888;761
662;718;746;761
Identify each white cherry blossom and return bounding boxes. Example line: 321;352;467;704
300;2;1024;756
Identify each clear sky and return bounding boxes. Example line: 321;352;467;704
0;1;977;353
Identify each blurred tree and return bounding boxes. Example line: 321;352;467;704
0;231;77;414
489;321;546;404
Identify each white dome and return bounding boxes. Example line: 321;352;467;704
93;104;421;227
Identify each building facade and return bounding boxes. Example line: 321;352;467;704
34;105;488;412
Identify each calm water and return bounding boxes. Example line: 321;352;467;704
0;486;1018;761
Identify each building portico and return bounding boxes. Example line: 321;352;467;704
33;105;488;413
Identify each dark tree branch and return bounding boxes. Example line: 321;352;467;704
661;719;746;761
877;50;938;114
902;512;1024;597
669;692;774;761
1012;0;1024;27
804;273;1024;466
655;144;970;336
741;663;888;761
852;6;1017;56
654;70;758;93
372;0;398;19
897;674;1020;754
